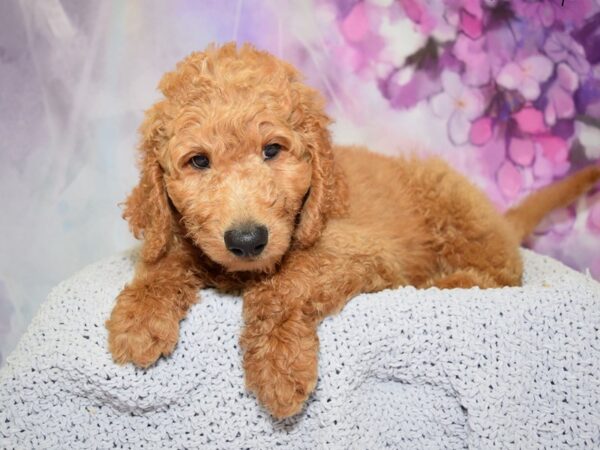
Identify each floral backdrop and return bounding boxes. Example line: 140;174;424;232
1;0;599;366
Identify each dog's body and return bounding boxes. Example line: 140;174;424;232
106;43;600;419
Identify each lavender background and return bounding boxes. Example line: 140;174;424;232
1;0;599;366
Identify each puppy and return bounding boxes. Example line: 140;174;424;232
106;43;600;419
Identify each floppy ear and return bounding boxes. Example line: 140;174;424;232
123;102;174;263
124;48;223;262
291;82;346;248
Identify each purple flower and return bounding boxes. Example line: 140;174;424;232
430;70;486;144
452;34;490;86
544;31;591;76
485;25;517;78
332;0;363;19
575;78;600;117
545;63;579;126
383;66;442;109
572;12;600;65
312;0;600;280
512;0;595;28
516;0;556;27
496;55;553;101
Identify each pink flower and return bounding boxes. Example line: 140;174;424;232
430;71;485;144
340;2;371;43
530;146;568;183
535;135;569;165
532;147;555;184
508;138;535;166
460;9;482;39
439;0;483;38
469;117;493;146
461;0;482;19
506;106;570;172
513;106;547;134
544;63;579;126
399;0;436;34
497;160;523;200
452;34;490;86
496;55;554;100
459;0;483;38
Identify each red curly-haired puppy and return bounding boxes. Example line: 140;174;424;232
106;43;600;419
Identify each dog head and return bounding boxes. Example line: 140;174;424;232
124;43;343;272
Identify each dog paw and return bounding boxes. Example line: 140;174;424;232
106;287;180;368
241;315;319;419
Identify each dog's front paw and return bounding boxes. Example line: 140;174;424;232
106;286;180;368
241;313;319;419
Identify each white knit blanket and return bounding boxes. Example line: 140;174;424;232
1;249;599;449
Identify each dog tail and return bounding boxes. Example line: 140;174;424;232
505;165;600;242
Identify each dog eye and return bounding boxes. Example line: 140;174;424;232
263;143;281;160
189;154;210;170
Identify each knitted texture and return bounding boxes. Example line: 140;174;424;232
1;249;599;449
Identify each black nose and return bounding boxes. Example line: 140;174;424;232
224;224;269;258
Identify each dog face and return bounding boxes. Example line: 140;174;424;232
163;103;312;272
124;43;340;272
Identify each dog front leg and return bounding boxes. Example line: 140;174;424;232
106;244;203;368
241;287;319;419
241;238;398;418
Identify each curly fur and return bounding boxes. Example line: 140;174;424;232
106;43;600;419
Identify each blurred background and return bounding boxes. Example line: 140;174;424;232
1;0;599;366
